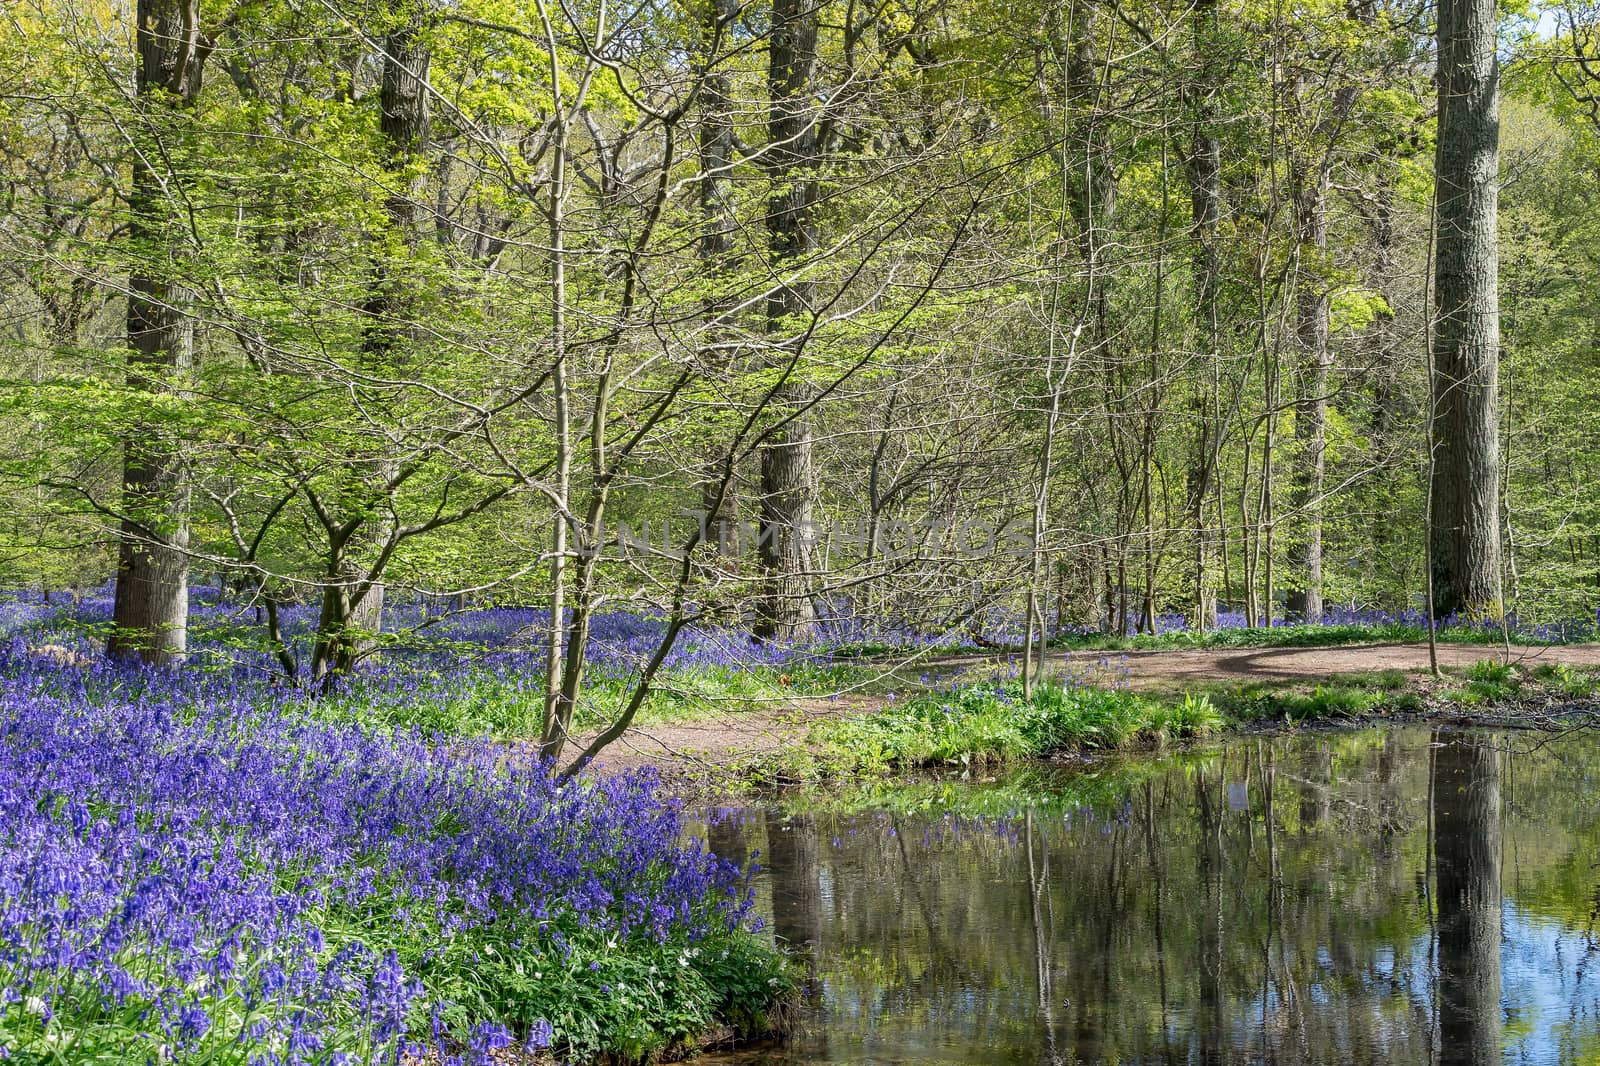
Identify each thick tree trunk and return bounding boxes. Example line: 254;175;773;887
1286;164;1329;622
1430;0;1502;620
108;0;211;665
755;0;820;642
1432;730;1501;1066
363;24;431;350
757;420;816;640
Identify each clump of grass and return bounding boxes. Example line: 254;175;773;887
1529;662;1596;699
1445;658;1521;705
807;681;1223;774
1343;669;1409;691
1208;678;1422;724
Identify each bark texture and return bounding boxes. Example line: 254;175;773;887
1286;156;1329;622
1430;0;1503;620
1186;0;1223;629
755;0;819;641
108;0;211;664
699;0;742;567
313;23;433;676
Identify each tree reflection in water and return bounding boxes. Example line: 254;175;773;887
710;725;1600;1066
1432;730;1501;1066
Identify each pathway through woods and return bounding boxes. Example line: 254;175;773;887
582;642;1600;784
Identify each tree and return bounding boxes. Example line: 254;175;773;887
753;0;821;642
1429;0;1503;619
106;0;226;663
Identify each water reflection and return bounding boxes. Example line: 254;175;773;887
708;726;1600;1065
1434;730;1500;1066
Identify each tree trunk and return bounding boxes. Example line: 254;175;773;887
1369;181;1405;588
108;0;212;665
1430;0;1503;620
1286;160;1329;622
1432;730;1501;1066
1186;0;1223;631
699;0;741;570
310;556;381;682
317;23;432;667
755;0;820;642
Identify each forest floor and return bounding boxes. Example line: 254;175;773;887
582;641;1600;789
1072;640;1600;688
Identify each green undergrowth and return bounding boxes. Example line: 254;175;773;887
765;659;1600;785
309;659;878;739
1427;658;1598;706
1443;658;1521;704
408;919;792;1064
1531;662;1599;699
786;681;1225;777
1202;670;1425;724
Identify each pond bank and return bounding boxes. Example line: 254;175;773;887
580;642;1600;798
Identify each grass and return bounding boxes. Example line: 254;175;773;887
1443;658;1520;704
1051;621;1426;652
792;681;1224;776
304;658;882;740
1204;677;1423;724
783;654;1600;783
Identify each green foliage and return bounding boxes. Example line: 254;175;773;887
1050;620;1575;654
1052;622;1425;651
778;760;1177;819
1445;658;1523;704
1202;678;1422;724
416;920;791;1064
1532;662;1597;699
806;681;1223;775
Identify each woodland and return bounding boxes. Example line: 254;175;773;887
2;0;1600;1060
5;0;1600;678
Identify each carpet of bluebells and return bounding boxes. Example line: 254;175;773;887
2;585;1594;1064
0;595;794;1065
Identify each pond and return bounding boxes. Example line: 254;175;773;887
701;726;1600;1065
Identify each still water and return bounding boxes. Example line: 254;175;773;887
704;727;1600;1065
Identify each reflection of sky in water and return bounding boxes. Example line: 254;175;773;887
710;728;1600;1066
1232;907;1600;1063
1499;906;1600;1063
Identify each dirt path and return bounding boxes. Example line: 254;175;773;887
584;642;1600;784
581;696;873;781
1098;641;1600;689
